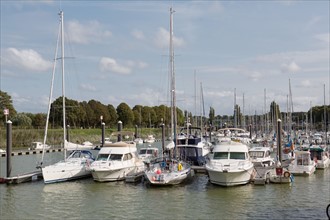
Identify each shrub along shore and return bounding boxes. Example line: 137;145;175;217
0;127;164;149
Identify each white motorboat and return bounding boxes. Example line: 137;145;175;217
138;146;159;163
288;151;316;176
249;146;275;167
89;140;145;182
206;141;254;186
42;150;94;184
134;137;144;145
144;135;155;143
309;145;330;169
30;142;51;150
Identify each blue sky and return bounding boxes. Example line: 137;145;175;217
1;1;329;116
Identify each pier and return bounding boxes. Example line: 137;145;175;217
0;147;64;157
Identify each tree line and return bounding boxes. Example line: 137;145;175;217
1;90;329;131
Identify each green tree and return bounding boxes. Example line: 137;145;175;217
0;90;17;122
132;105;143;126
116;102;134;127
107;104;118;127
11;113;32;127
88;100;110;127
80;101;94;128
33;113;47;128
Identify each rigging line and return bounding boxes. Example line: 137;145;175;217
39;14;62;167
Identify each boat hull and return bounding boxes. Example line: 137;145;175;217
288;165;316;176
91;166;137;182
42;160;91;184
206;166;254;186
144;168;192;186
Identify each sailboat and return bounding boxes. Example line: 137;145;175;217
41;11;95;184
143;7;192;186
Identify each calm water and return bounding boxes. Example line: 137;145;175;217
1;143;329;220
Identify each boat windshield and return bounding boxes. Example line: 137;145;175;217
147;149;154;154
110;154;122;161
230;152;246;160
97;154;109;161
214;152;228;159
139;149;147;154
310;151;322;160
249;151;264;158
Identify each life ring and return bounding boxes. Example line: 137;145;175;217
283;171;291;178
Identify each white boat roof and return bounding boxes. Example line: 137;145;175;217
99;147;136;154
213;142;249;152
139;147;158;150
99;141;137;154
249;146;271;152
103;141;135;147
294;150;311;155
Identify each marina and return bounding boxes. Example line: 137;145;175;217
1;2;330;219
0;142;329;219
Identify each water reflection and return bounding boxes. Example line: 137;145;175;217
0;143;329;219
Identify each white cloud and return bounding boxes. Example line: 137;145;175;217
281;61;301;73
154;27;185;48
4;48;52;72
67;20;112;44
99;57;131;74
131;29;145;40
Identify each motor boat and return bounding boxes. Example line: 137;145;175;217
288;151;316;176
89;140;144;182
206;141;254;186
249;146;275;167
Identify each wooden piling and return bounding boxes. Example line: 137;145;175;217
6;120;12;178
101;122;105;147
117;121;122;141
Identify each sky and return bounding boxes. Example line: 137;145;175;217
1;0;329;117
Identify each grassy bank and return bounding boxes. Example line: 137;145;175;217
0;127;165;149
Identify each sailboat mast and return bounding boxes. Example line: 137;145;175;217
60;11;67;159
234;88;237;128
324;84;327;146
40;20;61;164
169;7;177;153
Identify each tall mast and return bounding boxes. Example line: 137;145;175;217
194;70;197;127
310;101;313;132
40;17;61;165
169;7;177;154
324;84;327;146
60;11;67;159
234;88;237;128
242;92;245;130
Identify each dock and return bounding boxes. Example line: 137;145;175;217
125;171;145;183
191;165;207;174
1;148;64;157
0;170;43;184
